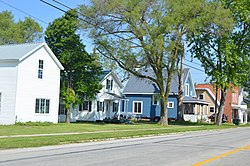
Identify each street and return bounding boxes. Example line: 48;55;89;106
0;127;250;166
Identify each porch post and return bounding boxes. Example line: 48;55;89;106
118;100;121;120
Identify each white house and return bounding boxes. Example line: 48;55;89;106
0;43;64;125
59;70;123;122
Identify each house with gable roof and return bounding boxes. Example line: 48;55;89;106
59;70;124;122
195;84;248;124
0;43;64;125
122;68;209;122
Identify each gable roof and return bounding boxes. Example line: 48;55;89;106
0;43;64;70
195;87;220;106
123;68;190;94
100;70;123;88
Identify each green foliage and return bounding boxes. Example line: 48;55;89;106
45;9;102;104
15;122;54;126
0;11;43;45
79;0;231;125
189;0;250;125
61;86;76;109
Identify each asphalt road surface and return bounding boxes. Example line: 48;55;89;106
0;127;250;166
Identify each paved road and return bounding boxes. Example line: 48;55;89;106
0;127;250;166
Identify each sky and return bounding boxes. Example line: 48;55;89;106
0;0;208;84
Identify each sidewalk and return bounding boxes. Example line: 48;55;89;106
0;127;197;138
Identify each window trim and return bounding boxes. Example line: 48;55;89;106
35;98;50;114
167;102;174;108
79;100;92;112
199;94;204;100
113;102;119;112
133;101;143;114
152;95;159;105
38;60;44;79
210;106;215;112
106;79;113;90
185;84;189;96
97;101;104;112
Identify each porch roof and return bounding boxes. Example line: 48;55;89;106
232;104;248;111
106;92;122;99
183;96;209;105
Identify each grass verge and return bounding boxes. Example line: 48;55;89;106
0;122;249;149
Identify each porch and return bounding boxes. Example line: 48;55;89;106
183;96;210;122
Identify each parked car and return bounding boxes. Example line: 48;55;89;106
209;114;228;123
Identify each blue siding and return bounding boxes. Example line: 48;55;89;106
125;94;178;119
184;75;195;97
154;95;177;118
126;94;152;118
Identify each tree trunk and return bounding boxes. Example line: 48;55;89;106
214;85;218;124
66;108;70;123
216;89;227;125
160;94;168;125
177;44;184;121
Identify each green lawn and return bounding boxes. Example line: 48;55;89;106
0;122;249;149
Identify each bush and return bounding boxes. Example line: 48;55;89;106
15;121;54;126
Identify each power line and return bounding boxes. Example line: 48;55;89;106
184;58;202;66
40;0;206;73
0;0;48;25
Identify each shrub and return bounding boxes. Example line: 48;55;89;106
15;121;54;126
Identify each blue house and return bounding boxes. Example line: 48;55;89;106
122;68;208;121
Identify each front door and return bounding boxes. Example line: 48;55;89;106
105;101;111;119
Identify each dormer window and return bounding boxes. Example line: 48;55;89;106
106;79;113;90
38;60;43;79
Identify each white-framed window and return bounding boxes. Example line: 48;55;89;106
185;84;189;96
210;106;215;112
0;92;2;112
79;101;92;112
133;101;143;114
167;102;174;108
152;95;159;105
106;79;113;90
38;60;44;79
199;94;204;100
35;98;50;114
97;101;104;112
113;102;119;112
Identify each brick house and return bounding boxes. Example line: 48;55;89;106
195;84;247;123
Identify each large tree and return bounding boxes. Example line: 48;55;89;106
0;11;43;44
45;9;102;123
79;0;231;125
189;0;250;125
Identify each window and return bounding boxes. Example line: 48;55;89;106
35;98;50;114
79;101;92;112
167;102;174;108
185;84;189;96
152;95;159;105
38;60;43;79
133;101;142;114
210;106;215;112
113;102;119;112
0;92;2;112
97;101;104;112
106;79;113;90
199;94;204;100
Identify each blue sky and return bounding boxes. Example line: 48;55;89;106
0;0;208;84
